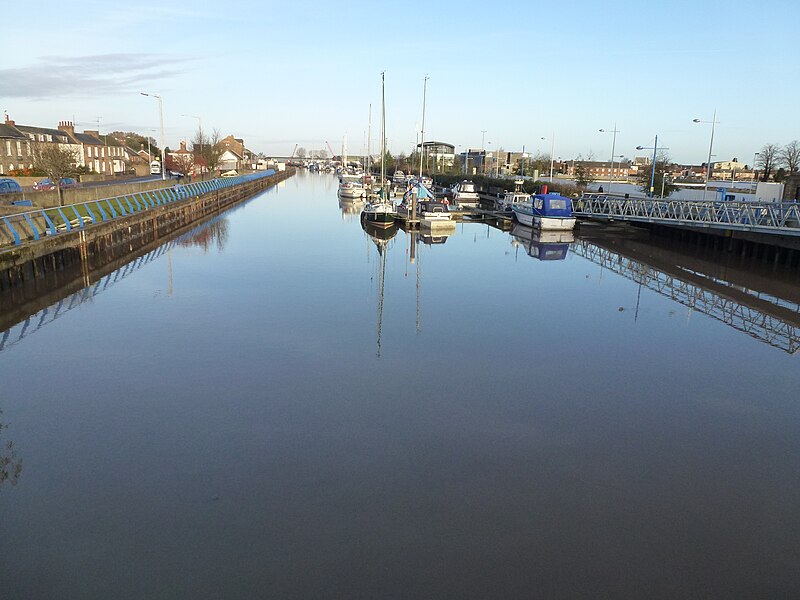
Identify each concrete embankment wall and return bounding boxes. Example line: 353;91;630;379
0;169;293;292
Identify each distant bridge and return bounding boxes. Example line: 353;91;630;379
574;193;800;237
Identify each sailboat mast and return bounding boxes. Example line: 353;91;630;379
367;103;372;175
418;75;428;180
380;71;386;199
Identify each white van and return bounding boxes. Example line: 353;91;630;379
150;160;162;175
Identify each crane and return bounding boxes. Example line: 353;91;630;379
325;141;337;161
290;143;298;159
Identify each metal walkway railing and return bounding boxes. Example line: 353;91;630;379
573;193;800;236
571;239;800;354
0;170;275;249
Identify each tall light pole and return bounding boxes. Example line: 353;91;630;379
636;136;669;199
181;113;202;137
599;123;619;193
141;92;166;180
480;130;487;174
541;135;555;181
693;109;718;201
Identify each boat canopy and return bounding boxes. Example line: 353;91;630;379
532;193;573;217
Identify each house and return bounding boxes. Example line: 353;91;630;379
0;116;32;175
59;123;127;175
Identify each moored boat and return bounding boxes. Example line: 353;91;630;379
496;179;530;212
451;180;480;207
512;192;576;230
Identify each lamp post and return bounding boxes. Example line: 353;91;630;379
141;92;166;180
636;136;669;198
599;123;619;193
181;113;202;137
693;109;718;201
752;151;760;188
541;135;555;181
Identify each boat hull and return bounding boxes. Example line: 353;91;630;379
339;188;366;199
362;209;396;228
512;206;575;230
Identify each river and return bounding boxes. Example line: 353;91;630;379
1;170;799;599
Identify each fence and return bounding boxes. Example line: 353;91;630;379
0;170;275;249
573;193;800;236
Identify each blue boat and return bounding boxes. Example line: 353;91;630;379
512;192;576;230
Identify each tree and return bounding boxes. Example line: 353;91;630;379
29;141;79;206
756;143;780;181
530;152;550;177
191;127;222;177
574;162;594;190
636;155;678;198
779;140;800;173
167;152;194;177
296;147;307;158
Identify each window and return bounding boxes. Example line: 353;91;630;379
5;141;10;155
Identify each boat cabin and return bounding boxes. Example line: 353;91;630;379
531;193;573;217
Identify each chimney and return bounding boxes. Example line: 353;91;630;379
84;130;100;138
4;112;15;126
58;120;76;136
180;140;187;152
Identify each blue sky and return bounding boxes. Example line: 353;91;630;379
1;0;796;165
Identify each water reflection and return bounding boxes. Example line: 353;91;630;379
177;218;229;253
511;224;574;261
361;219;399;357
573;226;800;354
338;198;365;220
0;409;22;489
0;216;231;354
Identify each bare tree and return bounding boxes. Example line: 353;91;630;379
30;141;79;206
191;127;223;178
780;140;800;173
756;143;780;181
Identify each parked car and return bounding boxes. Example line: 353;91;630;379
32;177;78;191
0;177;22;194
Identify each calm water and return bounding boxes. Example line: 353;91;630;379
2;171;800;599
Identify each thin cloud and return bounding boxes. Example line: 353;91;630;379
0;54;195;99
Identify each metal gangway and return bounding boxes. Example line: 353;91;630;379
571;239;800;354
573;193;800;236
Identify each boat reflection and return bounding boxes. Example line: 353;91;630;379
361;219;399;357
511;223;574;261
339;197;365;220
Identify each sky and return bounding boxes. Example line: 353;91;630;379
0;0;797;166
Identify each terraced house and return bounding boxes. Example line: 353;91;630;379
0;114;129;175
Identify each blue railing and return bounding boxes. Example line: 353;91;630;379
0;170;275;248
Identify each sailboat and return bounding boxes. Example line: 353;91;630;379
362;72;397;228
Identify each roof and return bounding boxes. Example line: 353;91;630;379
15;124;72;143
72;132;103;145
0;123;27;140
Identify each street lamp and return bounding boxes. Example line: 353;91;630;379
181;113;202;137
752;151;760;189
141;92;166;180
541;135;555;181
599;123;619;193
636;135;669;198
693;109;718;201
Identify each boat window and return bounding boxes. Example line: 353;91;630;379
549;199;567;210
462;184;476;192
